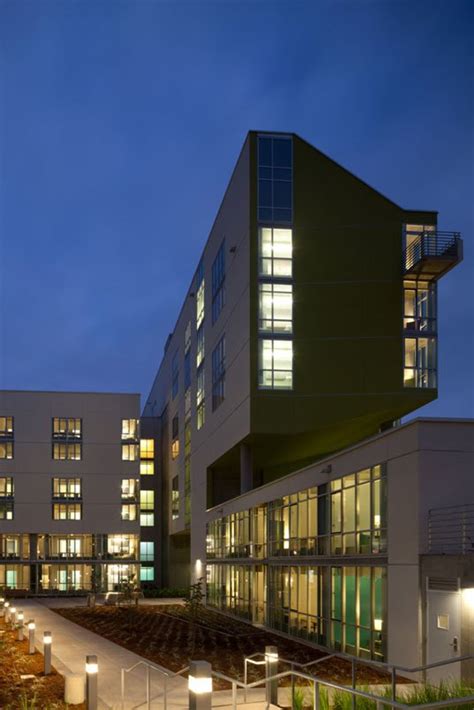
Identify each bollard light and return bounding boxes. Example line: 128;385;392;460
0;599;6;618
43;631;52;675
4;601;10;622
28;620;36;654
189;660;212;710
10;606;17;627
86;654;99;710
17;611;24;641
265;645;279;706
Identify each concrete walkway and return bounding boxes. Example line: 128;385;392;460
16;599;190;709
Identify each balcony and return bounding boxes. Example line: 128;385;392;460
404;231;463;281
428;503;474;554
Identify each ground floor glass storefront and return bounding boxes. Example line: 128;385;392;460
207;563;386;660
0;562;140;592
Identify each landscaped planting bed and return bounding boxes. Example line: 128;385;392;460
53;604;396;691
0;615;86;709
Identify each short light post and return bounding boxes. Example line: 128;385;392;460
28;620;36;654
10;606;17;628
189;660;212;710
86;655;99;710
265;645;279;706
43;631;52;675
1;600;8;619
17;610;24;641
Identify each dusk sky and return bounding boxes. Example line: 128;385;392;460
0;0;473;418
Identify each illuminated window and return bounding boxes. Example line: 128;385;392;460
404;224;436;270
121;504;137;521
140;490;154;511
122;444;139;461
403;281;437;333
259;339;293;390
140;565;155;581
0;503;14;520
212;336;225;411
140;541;154;561
140;439;154;459
0;442;13;460
197;325;205;367
52;478;82;499
52;503;82;520
122;419;139;441
121;478;138;500
259;282;292;333
171;476;180;520
212;240;226;324
171;416;179;459
196;260;205;329
108;534;137;558
404;337;437;388
140;512;154;526
171;350;179;399
196;365;205;429
53;443;82;461
52;418;82;440
0;417;13;438
0;478;14;497
140;461;154;476
258;135;293;223
259;227;292;278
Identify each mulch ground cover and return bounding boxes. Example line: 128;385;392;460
53;604;400;691
0;616;86;709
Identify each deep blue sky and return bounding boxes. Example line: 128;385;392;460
0;0;473;417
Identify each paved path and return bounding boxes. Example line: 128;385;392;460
16;599;190;709
13;599;276;709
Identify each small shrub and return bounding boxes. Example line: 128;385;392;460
185;577;204;617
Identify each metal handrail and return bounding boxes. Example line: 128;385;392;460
243;650;474;708
404;231;461;271
214;667;474;710
120;660;188;710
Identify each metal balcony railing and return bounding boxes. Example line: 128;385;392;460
404;231;462;279
428;503;474;554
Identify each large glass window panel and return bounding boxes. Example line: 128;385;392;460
342;487;355;532
258;227;292;277
0;417;14;438
122;419;139;441
0;442;13;459
0;478;14;497
258;135;292;223
140;439;154;459
140;490;154;511
122;443;138;461
121;478;138;500
259;339;293;390
259;283;292;333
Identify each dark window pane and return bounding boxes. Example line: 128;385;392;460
258;207;273;222
259;166;272;179
273;208;292;222
258;180;272;207
273;180;292;209
258;137;272;166
273;138;292;167
273;167;292;181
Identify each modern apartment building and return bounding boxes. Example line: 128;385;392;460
0;390;144;593
142;130;464;595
